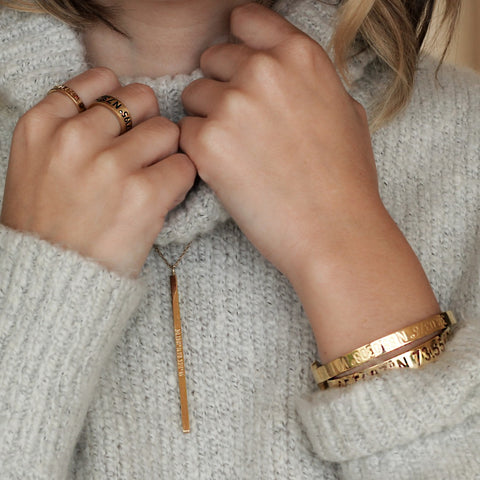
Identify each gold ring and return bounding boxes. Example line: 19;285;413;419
89;95;133;134
47;84;86;113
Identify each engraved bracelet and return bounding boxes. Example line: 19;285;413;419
311;311;456;385
319;327;451;389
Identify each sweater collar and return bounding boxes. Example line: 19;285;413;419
1;0;375;246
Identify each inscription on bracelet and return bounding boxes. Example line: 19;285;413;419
313;314;454;386
321;329;451;388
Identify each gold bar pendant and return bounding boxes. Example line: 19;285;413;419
170;273;190;433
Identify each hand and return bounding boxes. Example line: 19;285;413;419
0;68;196;277
181;3;379;280
181;3;439;360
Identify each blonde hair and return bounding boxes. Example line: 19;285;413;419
0;0;121;32
1;0;461;128
332;0;461;129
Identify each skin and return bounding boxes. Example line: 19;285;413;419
0;1;439;362
83;0;267;77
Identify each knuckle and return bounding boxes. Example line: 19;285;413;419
125;83;159;116
199;46;216;70
146;120;181;155
88;66;119;86
220;88;249;114
245;52;279;81
181;79;201;103
161;118;181;140
181;82;192;102
128;83;157;103
196;121;225;151
284;33;320;63
189;122;227;182
289;33;315;52
14;108;45;140
145;116;180;140
54;119;88;154
231;2;259;24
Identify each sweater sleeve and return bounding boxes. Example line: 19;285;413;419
0;225;146;479
295;59;480;479
296;320;480;479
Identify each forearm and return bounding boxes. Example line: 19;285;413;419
290;205;439;362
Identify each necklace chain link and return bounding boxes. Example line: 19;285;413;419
153;241;193;274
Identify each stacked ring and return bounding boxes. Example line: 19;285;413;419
47;84;86;113
89;95;133;134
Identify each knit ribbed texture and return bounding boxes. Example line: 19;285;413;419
1;1;480;478
0;0;373;248
0;226;145;478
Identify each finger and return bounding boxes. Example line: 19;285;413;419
182;78;230;117
230;3;301;50
200;43;253;81
179;116;238;188
141;153;197;212
178;116;218;181
81;82;160;137
41;67;121;119
178;116;204;161
109;116;180;169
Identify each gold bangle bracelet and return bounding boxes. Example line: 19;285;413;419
311;311;456;385
320;327;451;390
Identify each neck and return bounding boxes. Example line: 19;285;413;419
83;0;263;78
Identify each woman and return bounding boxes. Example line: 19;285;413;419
0;0;479;478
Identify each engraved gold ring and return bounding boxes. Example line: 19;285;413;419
47;84;86;113
89;95;133;134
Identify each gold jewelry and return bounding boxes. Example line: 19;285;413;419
153;242;193;434
320;327;451;389
89;95;133;134
311;311;456;385
47;84;86;113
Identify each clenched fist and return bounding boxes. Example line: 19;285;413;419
1;68;196;277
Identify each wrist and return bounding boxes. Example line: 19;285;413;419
287;206;439;362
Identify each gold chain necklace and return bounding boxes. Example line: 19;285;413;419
153;242;193;433
152;0;275;435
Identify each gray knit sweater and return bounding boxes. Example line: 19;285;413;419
1;0;479;478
